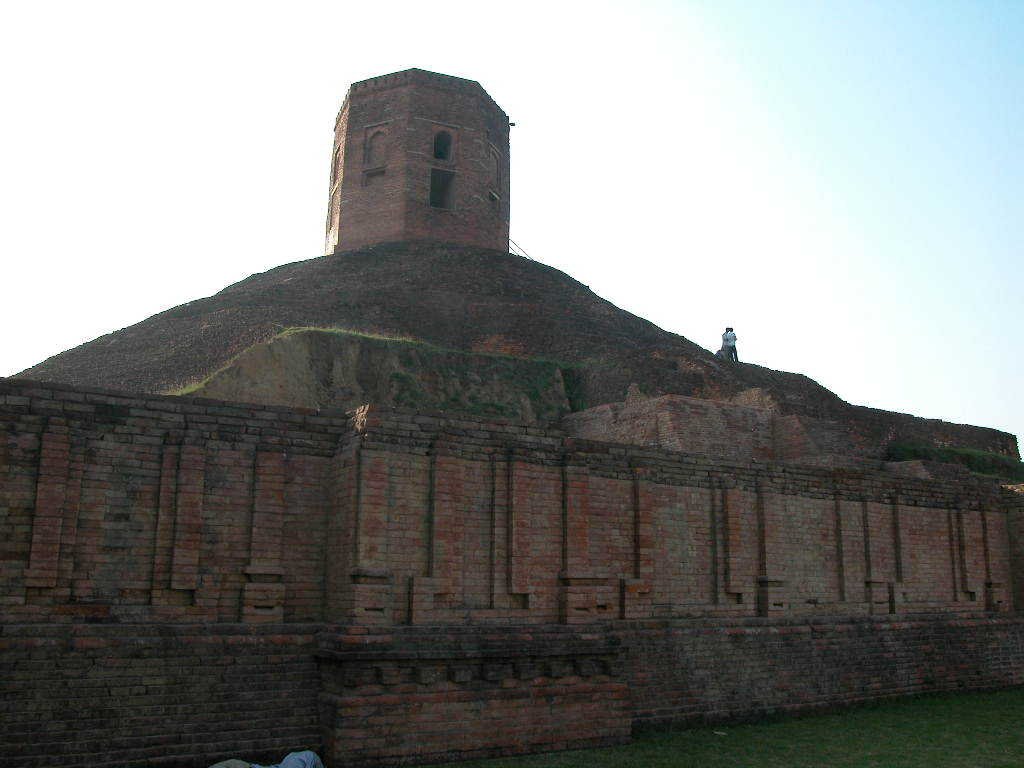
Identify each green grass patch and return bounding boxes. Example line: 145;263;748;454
440;688;1024;768
165;382;204;396
885;443;1024;482
277;325;422;346
165;373;231;397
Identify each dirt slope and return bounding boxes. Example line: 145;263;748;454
20;242;828;411
182;328;571;423
18;241;1019;458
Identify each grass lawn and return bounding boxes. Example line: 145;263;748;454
441;688;1024;768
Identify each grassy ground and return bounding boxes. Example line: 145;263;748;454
441;688;1024;768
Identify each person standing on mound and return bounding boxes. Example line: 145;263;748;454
721;327;738;362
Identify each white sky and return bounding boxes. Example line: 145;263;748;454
1;1;1020;448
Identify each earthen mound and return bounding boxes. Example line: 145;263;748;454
17;241;1018;459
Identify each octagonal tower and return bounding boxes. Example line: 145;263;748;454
325;69;511;254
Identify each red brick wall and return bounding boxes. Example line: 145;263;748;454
0;382;346;624
562;395;776;462
339;408;1016;624
317;626;629;767
3;379;1024;767
0;624;321;768
6;615;1023;768
1004;493;1024;608
625;614;1024;728
1;379;1019;625
561;393;1021;465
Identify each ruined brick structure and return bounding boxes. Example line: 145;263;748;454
562;392;1020;469
3;378;1024;767
324;69;510;253
5;68;1023;768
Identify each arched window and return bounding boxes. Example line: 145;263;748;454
433;131;452;161
365;131;387;166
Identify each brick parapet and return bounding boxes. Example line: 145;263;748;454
0;377;353;456
353;402;1011;510
340;68;507;122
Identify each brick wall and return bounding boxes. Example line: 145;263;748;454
317;626;629;767
559;393;863;465
625;614;1024;728
3;378;1024;767
343;405;1016;624
561;395;776;462
847;403;1021;459
561;393;1021;465
326;69;510;254
1005;492;1024;609
0;380;346;624
6;616;1024;768
0;624;320;768
2;377;1019;625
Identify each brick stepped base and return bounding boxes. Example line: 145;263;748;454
4;616;1024;767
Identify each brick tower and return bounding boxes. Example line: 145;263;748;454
325;69;511;254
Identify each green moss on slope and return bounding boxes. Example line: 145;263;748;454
885;443;1024;482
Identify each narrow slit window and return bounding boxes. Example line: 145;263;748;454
430;169;455;209
365;131;387;167
433;131;452;161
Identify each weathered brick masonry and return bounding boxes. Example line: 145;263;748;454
325;69;510;254
2;378;1023;767
561;392;1019;466
2;625;320;768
